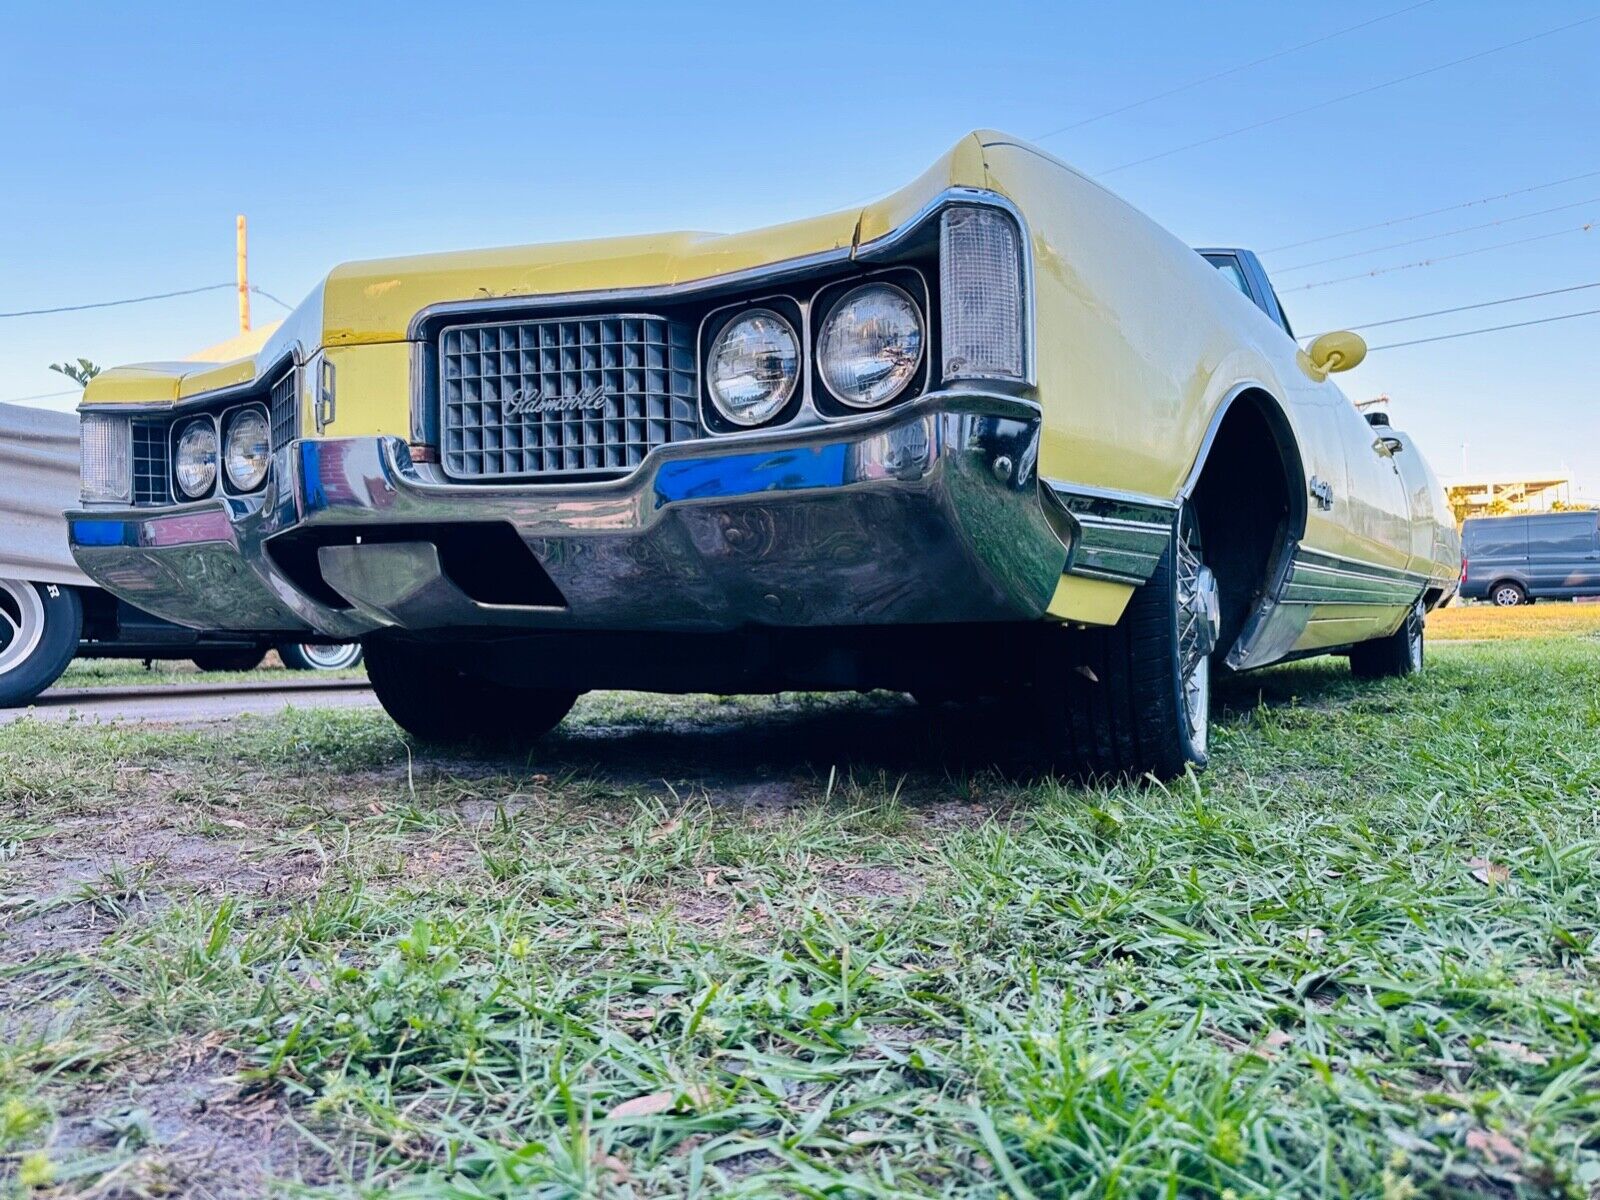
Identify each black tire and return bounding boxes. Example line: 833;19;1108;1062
190;647;268;673
1350;605;1424;679
364;638;579;748
0;580;82;708
1026;507;1215;781
1490;581;1527;607
278;642;364;671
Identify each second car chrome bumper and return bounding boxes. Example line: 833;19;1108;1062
69;391;1075;640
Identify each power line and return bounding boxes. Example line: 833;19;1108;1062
1281;221;1596;291
1367;306;1600;350
1033;1;1437;142
1339;281;1600;331
250;286;294;311
1276;195;1600;272
1263;167;1600;253
1099;14;1600;175
0;387;81;405
0;282;233;319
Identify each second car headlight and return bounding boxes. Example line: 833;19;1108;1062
173;418;218;499
222;408;270;492
817;283;924;408
707;308;800;426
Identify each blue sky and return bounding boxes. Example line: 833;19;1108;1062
3;0;1596;493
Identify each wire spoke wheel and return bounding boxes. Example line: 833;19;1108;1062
1174;509;1218;756
0;580;47;679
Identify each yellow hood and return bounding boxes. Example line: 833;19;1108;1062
85;131;994;407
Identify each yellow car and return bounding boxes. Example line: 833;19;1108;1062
69;131;1460;778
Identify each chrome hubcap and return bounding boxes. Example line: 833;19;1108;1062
0;580;46;679
1175;514;1217;755
295;642;362;670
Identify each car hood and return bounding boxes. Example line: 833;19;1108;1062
85;131;997;407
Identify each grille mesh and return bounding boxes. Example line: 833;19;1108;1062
131;421;170;505
269;368;297;448
440;316;698;480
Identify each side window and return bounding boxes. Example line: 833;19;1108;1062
1203;254;1251;297
1530;514;1597;556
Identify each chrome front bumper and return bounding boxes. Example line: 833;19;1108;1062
69;391;1073;640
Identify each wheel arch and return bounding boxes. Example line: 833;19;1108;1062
1178;382;1309;660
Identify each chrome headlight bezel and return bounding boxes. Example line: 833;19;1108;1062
221;405;271;493
172;416;219;500
815;280;927;411
704;304;803;429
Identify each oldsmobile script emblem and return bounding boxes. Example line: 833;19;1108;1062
503;384;609;418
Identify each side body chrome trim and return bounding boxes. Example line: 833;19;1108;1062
1045;481;1177;585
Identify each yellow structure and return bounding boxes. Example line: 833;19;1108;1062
1446;476;1571;522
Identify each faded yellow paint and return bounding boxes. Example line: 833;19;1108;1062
79;129;1458;646
317;342;412;437
1046;575;1133;626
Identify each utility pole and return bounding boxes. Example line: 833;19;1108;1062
236;214;250;334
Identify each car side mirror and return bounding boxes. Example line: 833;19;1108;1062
1303;330;1367;378
1379;434;1403;454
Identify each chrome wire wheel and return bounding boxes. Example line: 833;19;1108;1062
1174;510;1219;757
0;579;46;679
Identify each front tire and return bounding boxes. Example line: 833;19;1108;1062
1350;604;1424;679
364;638;579;748
0;580;82;707
1028;506;1218;781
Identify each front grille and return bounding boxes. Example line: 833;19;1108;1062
439;315;699;480
131;421;170;505
269;367;298;448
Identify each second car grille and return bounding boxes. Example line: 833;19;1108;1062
269;367;298;448
131;420;170;505
439;315;699;481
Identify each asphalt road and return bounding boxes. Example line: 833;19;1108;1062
1;677;378;727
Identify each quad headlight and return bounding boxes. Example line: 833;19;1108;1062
817;283;924;408
222;407;270;492
706;308;800;426
173;418;218;499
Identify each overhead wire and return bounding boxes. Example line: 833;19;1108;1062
1097;14;1600;175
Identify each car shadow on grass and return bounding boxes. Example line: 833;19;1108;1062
405;656;1373;793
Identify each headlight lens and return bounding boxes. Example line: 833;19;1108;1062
173;418;218;499
817;283;924;408
222;408;270;492
707;308;800;426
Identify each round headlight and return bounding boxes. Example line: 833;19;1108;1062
174;419;218;499
707;308;800;427
817;283;924;408
223;408;271;492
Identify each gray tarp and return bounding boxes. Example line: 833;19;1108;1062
0;402;90;586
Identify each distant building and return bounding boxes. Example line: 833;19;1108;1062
1444;475;1571;523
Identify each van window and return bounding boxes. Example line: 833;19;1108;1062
1528;512;1599;555
1464;518;1526;556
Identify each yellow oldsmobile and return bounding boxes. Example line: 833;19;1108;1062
70;131;1460;778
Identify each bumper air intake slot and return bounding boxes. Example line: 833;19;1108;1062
265;522;566;615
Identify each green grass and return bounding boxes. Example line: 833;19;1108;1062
1;640;1597;1197
56;655;366;691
